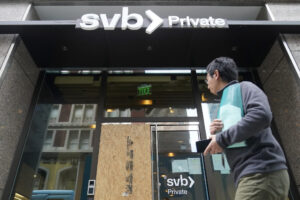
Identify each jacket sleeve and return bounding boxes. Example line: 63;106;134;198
216;82;273;148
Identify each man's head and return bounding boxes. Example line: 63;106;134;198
206;57;238;95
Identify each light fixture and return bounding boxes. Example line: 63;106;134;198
81;70;91;74
106;109;114;113
167;152;175;157
90;124;96;129
196;69;207;74
145;70;191;74
14;193;29;200
169;107;174;114
61;70;70;74
140;99;153;105
177;140;184;144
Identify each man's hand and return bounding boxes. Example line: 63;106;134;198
210;119;223;135
204;135;223;156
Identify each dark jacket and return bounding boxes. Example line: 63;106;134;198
216;80;287;186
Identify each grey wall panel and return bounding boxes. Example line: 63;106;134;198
267;4;300;21
14;40;40;85
0;2;39;198
0;35;14;69
268;4;300;74
0;56;35;191
25;6;40;20
266;6;300;193
0;2;29;21
0;2;30;84
258;40;284;84
259;41;300;194
285;34;300;72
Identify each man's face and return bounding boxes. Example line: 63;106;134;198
206;72;218;95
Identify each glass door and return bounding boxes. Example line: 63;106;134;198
152;124;208;200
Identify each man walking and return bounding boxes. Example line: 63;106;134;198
203;57;289;200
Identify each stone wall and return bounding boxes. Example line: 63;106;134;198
267;3;300;70
258;37;300;195
0;3;40;199
262;3;300;194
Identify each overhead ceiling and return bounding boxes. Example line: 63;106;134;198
19;24;279;69
34;5;262;20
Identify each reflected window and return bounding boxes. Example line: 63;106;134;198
53;130;67;147
68;130;80;150
57;167;77;190
49;105;60;123
72;105;83;122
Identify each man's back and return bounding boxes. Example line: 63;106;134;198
216;81;287;185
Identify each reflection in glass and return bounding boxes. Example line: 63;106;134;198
152;127;207;200
105;75;196;117
202;103;219;138
14;74;100;200
19;104;96;200
202;103;236;200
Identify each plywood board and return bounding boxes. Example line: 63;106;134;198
95;123;152;200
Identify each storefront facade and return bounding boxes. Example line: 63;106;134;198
0;1;300;200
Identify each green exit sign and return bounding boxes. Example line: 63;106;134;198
137;84;152;96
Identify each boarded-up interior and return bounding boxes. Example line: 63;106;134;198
95;123;152;200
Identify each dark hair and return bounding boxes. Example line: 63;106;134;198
206;57;238;83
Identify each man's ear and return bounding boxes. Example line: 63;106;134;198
214;70;220;80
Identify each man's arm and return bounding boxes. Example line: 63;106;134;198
216;82;273;148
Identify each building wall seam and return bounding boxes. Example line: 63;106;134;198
265;4;275;21
280;34;300;81
0;41;17;89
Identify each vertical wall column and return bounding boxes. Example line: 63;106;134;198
0;3;40;199
259;3;300;194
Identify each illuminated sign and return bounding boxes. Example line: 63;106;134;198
77;7;228;34
137;84;152;96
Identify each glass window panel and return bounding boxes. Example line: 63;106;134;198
68;130;79;150
49;105;59;123
58;104;72;122
43;130;54;149
79;130;91;150
152;126;207;200
83;105;94;122
72;105;83;122
202;103;236;200
13;74;99;200
53;130;67;147
202;103;219;138
105;75;196;117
